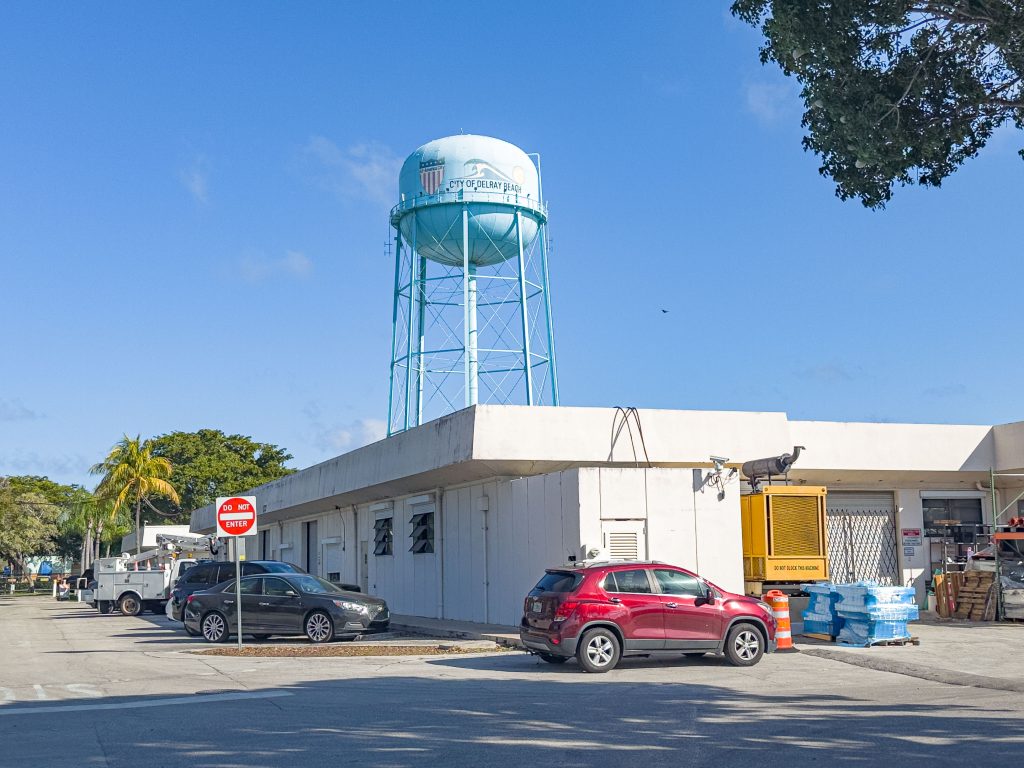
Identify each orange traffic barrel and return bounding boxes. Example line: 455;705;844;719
765;590;796;652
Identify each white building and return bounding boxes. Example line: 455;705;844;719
190;405;1024;625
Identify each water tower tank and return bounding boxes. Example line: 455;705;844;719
394;135;542;267
387;135;558;436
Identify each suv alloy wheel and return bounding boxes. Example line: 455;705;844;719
576;627;621;673
724;623;764;666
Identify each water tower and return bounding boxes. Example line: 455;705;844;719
387;135;559;435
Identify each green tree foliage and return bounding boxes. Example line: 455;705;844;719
731;0;1024;207
148;429;295;522
91;435;181;555
0;480;60;573
3;476;90;563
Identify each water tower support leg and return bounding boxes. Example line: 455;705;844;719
415;254;427;426
387;232;403;436
463;207;478;407
539;223;559;405
404;215;418;430
516;211;534;405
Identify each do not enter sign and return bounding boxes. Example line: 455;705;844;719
216;496;258;537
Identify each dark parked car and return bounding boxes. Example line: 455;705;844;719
184;573;389;643
520;561;777;672
168;560;307;623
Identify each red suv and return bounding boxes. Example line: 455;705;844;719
520;561;777;672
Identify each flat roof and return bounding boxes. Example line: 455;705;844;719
190;405;1020;533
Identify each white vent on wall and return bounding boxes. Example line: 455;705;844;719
607;531;640;560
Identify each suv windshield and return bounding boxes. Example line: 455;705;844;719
534;571;582;593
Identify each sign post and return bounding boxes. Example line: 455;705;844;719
216;496;257;650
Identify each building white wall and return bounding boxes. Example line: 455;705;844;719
577;467;743;595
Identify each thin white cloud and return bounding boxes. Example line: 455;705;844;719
178;158;209;204
0;398;42;422
744;80;800;124
301;137;400;206
238;250;313;282
0;451;90;479
303;402;387;455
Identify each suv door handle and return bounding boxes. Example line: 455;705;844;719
609;597;622;604
223;599;234;605
665;602;678;608
258;602;270;606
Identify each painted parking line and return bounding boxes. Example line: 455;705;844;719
0;690;290;716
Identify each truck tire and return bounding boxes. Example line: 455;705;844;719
118;593;142;617
98;600;112;615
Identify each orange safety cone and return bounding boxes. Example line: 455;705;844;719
765;590;797;652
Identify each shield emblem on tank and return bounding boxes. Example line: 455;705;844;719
419;159;445;195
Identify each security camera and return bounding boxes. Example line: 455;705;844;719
710;456;729;471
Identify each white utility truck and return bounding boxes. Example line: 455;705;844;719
90;534;223;616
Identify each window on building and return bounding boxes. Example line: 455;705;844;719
923;498;983;537
409;511;434;554
259;530;268;560
603;569;653;593
373;517;393;556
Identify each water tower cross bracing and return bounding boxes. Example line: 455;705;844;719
387;135;559;435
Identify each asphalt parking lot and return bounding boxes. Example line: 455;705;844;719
2;598;1023;768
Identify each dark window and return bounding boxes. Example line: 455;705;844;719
409;511;434;554
259;561;303;574
923;498;984;537
373;517;393;556
259;530;269;560
289;575;341;594
215;564;235;584
534;571;583;593
238;577;262;595
264;577;294;597
604;569;653;594
184;565;215;585
654;569;704;597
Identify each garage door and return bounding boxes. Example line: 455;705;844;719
826;492;899;585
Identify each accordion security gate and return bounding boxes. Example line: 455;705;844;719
826;492;900;586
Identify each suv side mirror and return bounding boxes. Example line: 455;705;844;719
285;589;298;597
696;584;716;606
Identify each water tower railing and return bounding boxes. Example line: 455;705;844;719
389;190;548;225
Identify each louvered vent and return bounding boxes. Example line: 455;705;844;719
607;532;639;560
770;496;820;556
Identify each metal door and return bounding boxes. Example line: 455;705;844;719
826;492;899;585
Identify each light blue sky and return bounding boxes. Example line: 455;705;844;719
2;3;1022;488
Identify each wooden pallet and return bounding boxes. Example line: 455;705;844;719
869;636;921;647
955;572;995;620
801;632;836;642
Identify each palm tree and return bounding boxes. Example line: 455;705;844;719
91;435;181;555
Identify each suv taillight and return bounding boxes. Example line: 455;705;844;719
553;600;579;622
186;595;195;604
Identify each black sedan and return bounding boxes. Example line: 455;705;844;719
183;573;389;643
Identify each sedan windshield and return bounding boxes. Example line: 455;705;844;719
290;575;342;594
260;562;304;573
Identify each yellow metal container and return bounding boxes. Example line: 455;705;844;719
741;485;828;594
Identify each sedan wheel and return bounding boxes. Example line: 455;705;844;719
202;612;230;643
305;611;334;643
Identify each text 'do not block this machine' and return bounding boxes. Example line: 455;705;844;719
739;447;830;596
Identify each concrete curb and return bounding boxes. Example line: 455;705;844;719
389;621;524;650
799;647;1024;693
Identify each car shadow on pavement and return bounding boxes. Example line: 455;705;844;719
2;673;1022;768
